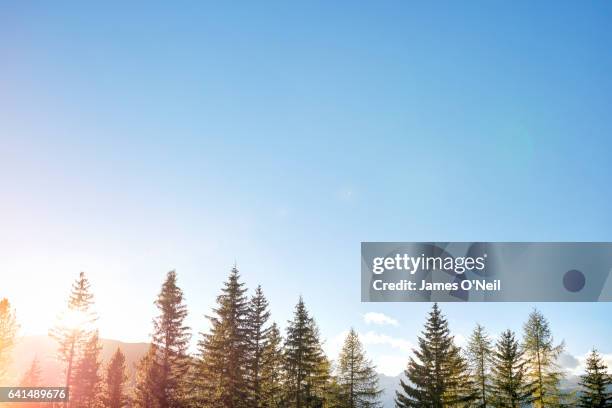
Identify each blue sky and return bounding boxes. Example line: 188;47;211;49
1;1;612;376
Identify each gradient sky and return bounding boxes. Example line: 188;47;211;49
1;1;612;376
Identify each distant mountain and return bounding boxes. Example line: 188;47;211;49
378;372;402;408
7;335;149;386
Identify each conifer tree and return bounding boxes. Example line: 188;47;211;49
396;303;475;408
71;330;102;408
103;347;129;408
247;285;271;407
490;330;532;408
336;328;381;408
283;297;328;408
196;267;250;407
260;322;285;408
0;298;18;385
467;324;492;407
133;345;161;408
145;270;191;408
49;272;97;393
522;309;565;408
578;349;612;408
20;357;42;387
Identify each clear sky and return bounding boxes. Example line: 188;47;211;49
1;1;612;376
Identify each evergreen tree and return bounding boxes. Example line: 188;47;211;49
49;272;97;392
490;330;532;408
522;309;565;408
71;330;102;408
145;270;192;408
396;303;476;408
260;322;285;408
0;298;18;385
247;285;272;407
20;357;42;387
467;324;492;407
103;348;129;408
336;328;381;408
283;297;328;408
133;345;161;408
196;267;250;407
579;349;612;408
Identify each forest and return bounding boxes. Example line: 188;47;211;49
0;269;610;408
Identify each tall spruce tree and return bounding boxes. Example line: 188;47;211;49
103;347;129;408
578;349;612;408
283;297;328;408
490;330;532;408
133;345;161;408
396;303;475;408
71;330;102;408
522;309;565;408
0;298;18;385
196;267;250;407
145;270;191;408
49;272;98;394
247;285;272;407
260;322;285;408
336;328;382;408
467;324;492;408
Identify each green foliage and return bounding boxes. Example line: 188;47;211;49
336;328;382;408
260;322;285;407
579;349;612;408
135;270;191;408
396;303;476;408
246;285;272;407
522;309;566;408
490;330;533;407
467;324;492;407
196;267;250;407
284;297;329;408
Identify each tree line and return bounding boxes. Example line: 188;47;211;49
396;303;610;408
0;268;610;408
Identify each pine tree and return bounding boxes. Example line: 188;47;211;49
49;272;98;393
133;345;161;408
20;357;42;387
579;349;612;408
522;309;565;408
396;303;476;408
260;322;285;408
196;266;250;407
467;324;492;408
71;330;102;408
336;328;381;408
246;285;271;407
145;270;192;408
283;297;328;408
103;348;129;408
444;344;477;407
0;298;18;385
490;330;532;408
